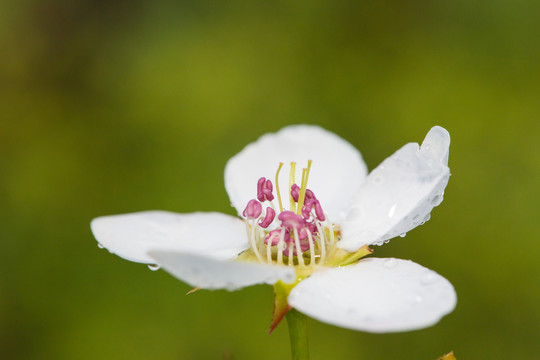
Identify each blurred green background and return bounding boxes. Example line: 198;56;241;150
1;1;539;359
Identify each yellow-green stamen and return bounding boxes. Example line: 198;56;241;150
289;162;296;212
275;162;284;212
296;160;312;216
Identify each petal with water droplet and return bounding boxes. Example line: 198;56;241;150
224;125;368;222
340;126;450;250
91;211;248;264
288;258;456;333
147;250;296;291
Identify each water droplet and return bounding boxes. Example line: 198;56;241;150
407;293;423;303
423;213;431;222
97;243;104;249
383;258;397;268
148;264;160;271
431;195;443;206
412;214;420;221
387;204;397;218
421;271;436;285
374;176;383;184
399;233;407;238
395;159;403;166
362;315;374;323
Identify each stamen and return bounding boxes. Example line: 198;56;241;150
265;180;274;199
289;162;296;212
266;235;272;263
277;228;285;265
259;207;275;228
329;224;335;246
257;178;266;202
301;199;314;219
278;211;304;230
306;230;315;265
293;228;305;266
264;229;284;263
243;199;262;219
265;228;289;246
296;160;312;216
315;221;327;263
248;220;263;263
275;163;284;212
314;200;326;221
257;177;275;202
267;200;277;214
288;244;293;265
257;227;266;257
290;184;300;202
296;169;306;215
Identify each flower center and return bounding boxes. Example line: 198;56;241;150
241;161;337;268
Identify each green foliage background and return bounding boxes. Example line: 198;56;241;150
1;1;539;359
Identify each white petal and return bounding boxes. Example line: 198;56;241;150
147;250;296;291
288;258;456;333
224;125;368;222
340;126;450;250
91;211;248;264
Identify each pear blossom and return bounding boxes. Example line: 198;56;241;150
91;125;456;333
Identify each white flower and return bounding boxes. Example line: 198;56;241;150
91;125;456;333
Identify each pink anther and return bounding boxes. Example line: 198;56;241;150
259;207;276;228
257;177;275;202
314;200;325;221
265;179;273;192
290;184;300;202
243;199;262;219
286;238;310;255
301;199;315;219
305;189;316;200
298;227;310;240
278;211;305;230
306;221;317;234
265;228;290;246
257;178;266;199
298;222;317;242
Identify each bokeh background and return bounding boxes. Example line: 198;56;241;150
1;1;539;359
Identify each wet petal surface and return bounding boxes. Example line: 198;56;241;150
288;257;456;333
91;211;248;263
225;125;368;222
340;126;450;250
147;250;296;291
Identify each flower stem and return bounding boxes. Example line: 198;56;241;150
286;309;309;360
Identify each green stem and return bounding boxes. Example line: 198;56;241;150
286;309;310;360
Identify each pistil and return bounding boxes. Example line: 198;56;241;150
275;163;284;212
289;162;296;212
296;160;312;216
